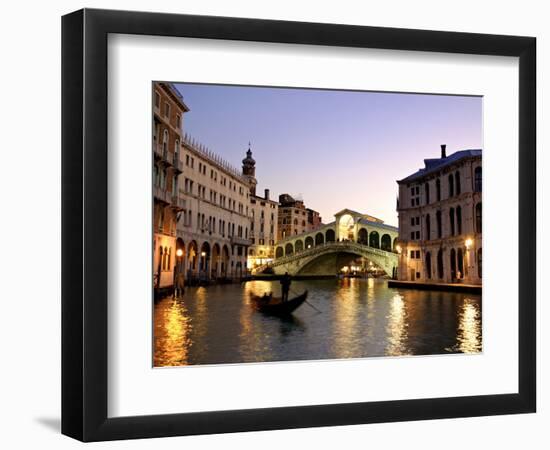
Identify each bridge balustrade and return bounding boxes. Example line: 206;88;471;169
270;240;396;268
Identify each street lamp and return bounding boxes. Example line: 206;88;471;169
465;238;473;249
396;245;402;254
174;248;184;297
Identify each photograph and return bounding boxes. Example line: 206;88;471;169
152;82;483;367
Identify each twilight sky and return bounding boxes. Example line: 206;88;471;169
174;83;482;226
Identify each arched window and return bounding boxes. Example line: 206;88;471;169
369;231;380;248
158;206;164;231
455;171;461;195
449;207;455;236
436;178;441;201
425;182;430;204
448;174;454;198
436;210;442;238
437;249;444;279
163;246;168;271
457;248;464;278
162;129;168;155
425;252;432;279
159;168;165;189
275;247;284;258
425;214;431;240
450;248;457;280
295;240;304;253
357;228;368;244
326;229;335;243
456;206;462;235
315;232;324;246
167;247;171;271
153;164;159;187
477;248;482;278
174;140;180;166
305;236;314;249
474;166;482;192
381;234;391;251
285;243;294;256
475;202;482;233
172;174;178;196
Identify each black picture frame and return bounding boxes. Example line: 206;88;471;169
62;8;536;442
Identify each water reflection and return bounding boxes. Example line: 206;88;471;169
153;279;482;367
153;298;192;366
332;278;361;358
385;294;410;356
457;299;482;353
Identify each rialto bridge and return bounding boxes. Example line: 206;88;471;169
268;209;399;276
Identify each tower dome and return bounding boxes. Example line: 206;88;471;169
242;148;256;167
242;143;257;195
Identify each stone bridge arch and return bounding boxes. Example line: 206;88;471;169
271;241;398;277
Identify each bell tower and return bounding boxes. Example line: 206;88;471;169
242;143;257;196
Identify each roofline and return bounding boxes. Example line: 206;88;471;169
397;149;482;184
163;82;190;112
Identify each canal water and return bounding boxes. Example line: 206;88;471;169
153;278;482;367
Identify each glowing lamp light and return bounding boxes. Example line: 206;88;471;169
465;238;473;249
396;245;402;254
201;251;206;257
176;249;183;257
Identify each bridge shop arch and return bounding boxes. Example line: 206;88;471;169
270;208;398;276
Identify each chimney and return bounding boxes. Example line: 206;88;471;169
440;144;447;159
264;189;270;200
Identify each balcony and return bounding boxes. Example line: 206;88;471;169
172;156;183;173
230;236;253;247
153;144;173;167
153;185;171;204
170;195;185;211
153;142;163;159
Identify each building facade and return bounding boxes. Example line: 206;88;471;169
152;82;189;291
307;208;322;230
248;188;279;269
277;194;322;240
240;147;279;270
396;145;482;284
176;135;252;282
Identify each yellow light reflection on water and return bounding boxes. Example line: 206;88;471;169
154;299;192;367
385;293;410;356
457;298;482;353
331;278;362;358
238;281;275;362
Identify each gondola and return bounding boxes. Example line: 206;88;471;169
251;290;308;316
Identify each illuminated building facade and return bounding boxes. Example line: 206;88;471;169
152;82;189;291
241;147;279;270
176;135;252;281
396;145;482;284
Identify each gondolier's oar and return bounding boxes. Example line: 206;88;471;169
290;288;322;313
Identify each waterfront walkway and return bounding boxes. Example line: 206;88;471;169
388;280;481;294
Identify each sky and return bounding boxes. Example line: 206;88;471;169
174;83;482;226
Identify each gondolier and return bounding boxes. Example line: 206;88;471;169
280;272;292;302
